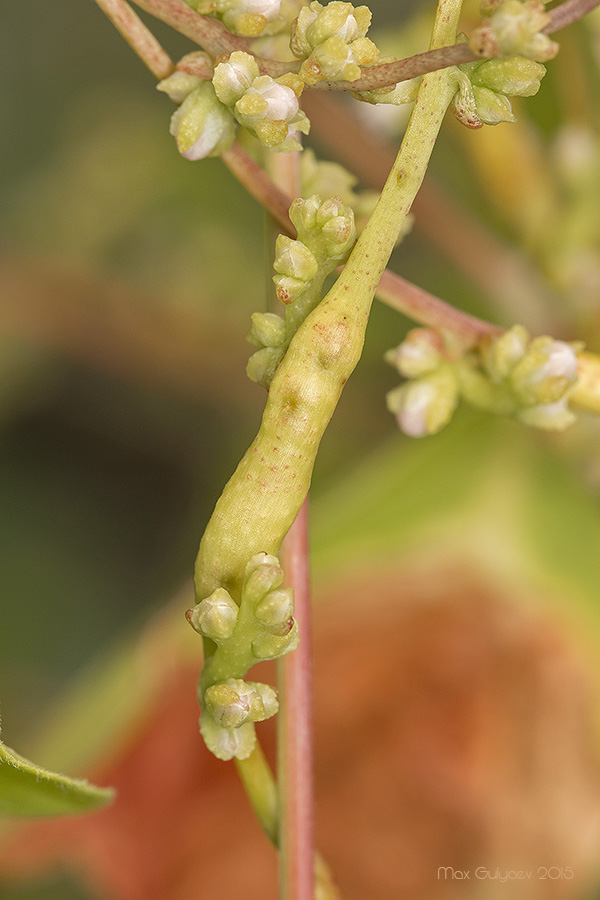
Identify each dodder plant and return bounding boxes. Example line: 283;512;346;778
5;0;600;895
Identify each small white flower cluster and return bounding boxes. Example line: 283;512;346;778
189;552;298;760
158;71;237;160
187;0;282;37
469;0;559;63
481;324;580;429
452;55;546;129
290;0;379;84
213;51;310;150
215;0;282;36
385;324;581;438
386;329;459;438
158;51;310;158
247;194;356;388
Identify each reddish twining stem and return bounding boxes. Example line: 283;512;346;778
94;0;175;79
278;502;314;900
127;0;600;90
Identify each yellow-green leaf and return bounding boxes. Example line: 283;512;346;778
0;740;114;817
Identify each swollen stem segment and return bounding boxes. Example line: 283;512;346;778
194;0;461;607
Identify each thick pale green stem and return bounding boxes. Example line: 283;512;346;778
194;0;461;606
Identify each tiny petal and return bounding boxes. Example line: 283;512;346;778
274;235;319;280
199;716;256;761
510;337;579;404
516;398;576;430
170;82;236;160
186;587;238;640
385;329;444;378
482;324;529;381
247;311;286;348
255;587;295;627
387;367;459;437
157;71;202;104
213;51;260;106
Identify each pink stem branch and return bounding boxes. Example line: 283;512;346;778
129;0;249;56
94;0;175;80
278;501;315;900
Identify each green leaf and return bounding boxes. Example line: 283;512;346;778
0;740;114;817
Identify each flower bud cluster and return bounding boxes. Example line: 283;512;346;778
385;325;581;437
385;329;459;437
469;0;559;63
186;0;282;37
452;55;546;129
480;324;580;429
248;195;357;388
290;1;379;84
190;552;299;759
213;51;309;151
300;149;379;233
158;73;237;160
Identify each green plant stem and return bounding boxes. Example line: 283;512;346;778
194;0;462;594
235;745;279;844
94;0;175;80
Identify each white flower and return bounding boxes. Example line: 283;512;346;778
169;82;236;160
335;12;359;41
395;380;437;437
243;0;281;19
252;80;299;121
213;51;260;106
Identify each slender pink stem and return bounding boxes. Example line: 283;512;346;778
130;0;248;56
222;144;294;235
124;0;600;91
278;501;314;900
311;43;476;92
94;0;175;79
377;269;499;347
545;0;600;32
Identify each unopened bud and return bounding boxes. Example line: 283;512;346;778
289;195;321;234
246;346;284;387
247;312;286;348
471;56;546;97
186;587;238;640
169;82;236;160
199;716;256;761
273;274;308;305
509;337;579;405
385;329;444;378
469;0;559;63
274;235;319;281
482;324;529;381
255;587;295;627
243;553;285;602
157;71;202;104
213;51;260;106
215;0;282;36
205;678;278;728
516;397;576;430
322;214;354;251
252;619;300;659
386;366;459;437
291;1;379;84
